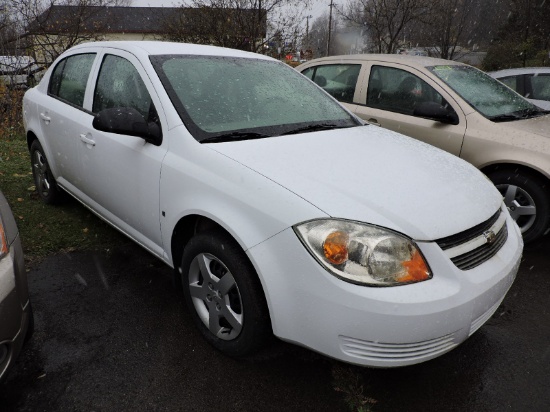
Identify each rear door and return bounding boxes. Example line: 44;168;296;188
35;52;98;190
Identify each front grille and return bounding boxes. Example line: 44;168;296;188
451;225;508;270
437;210;501;250
436;209;508;271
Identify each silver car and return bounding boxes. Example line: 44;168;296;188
0;190;32;382
489;67;550;110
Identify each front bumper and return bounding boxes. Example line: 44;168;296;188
247;214;522;367
0;244;31;382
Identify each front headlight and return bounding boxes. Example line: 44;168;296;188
294;219;432;286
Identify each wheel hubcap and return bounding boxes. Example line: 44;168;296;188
33;150;51;196
497;183;536;234
188;253;243;341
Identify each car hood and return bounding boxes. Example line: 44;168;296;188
503;113;550;138
210;126;502;240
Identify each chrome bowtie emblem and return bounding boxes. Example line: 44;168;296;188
483;230;497;245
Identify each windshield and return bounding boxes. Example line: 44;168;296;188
428;65;547;122
150;55;359;142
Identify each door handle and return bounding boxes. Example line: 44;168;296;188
367;118;381;126
40;113;51;123
80;133;96;147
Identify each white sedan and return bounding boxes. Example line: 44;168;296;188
23;41;522;367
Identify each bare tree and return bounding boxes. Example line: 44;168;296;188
484;0;550;69
6;0;132;65
415;0;475;59
339;0;429;54
161;0;310;54
308;11;362;57
307;12;335;57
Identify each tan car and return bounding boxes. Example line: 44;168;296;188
298;55;550;243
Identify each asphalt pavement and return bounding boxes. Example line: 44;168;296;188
2;235;549;411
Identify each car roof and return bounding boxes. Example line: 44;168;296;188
69;40;274;61
489;67;550;78
300;54;466;69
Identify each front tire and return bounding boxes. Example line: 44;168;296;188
30;140;65;204
180;231;271;357
488;169;550;243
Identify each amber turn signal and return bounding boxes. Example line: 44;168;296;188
398;250;430;282
323;231;349;265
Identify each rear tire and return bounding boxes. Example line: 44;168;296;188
30;140;65;205
180;231;271;357
488;169;550;243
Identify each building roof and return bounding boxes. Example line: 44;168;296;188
30;6;177;34
29;5;266;36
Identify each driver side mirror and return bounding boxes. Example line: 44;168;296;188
92;107;162;145
413;102;459;125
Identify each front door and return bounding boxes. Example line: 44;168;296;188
76;50;167;256
355;64;467;157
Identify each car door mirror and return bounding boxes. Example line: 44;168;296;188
92;107;162;145
413;101;459;125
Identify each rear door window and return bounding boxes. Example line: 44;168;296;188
302;64;361;103
528;74;550;101
48;53;96;107
498;76;519;92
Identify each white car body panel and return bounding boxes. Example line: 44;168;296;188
159;124;327;261
212;127;502;240
247;211;521;367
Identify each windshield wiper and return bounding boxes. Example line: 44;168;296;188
489;113;522;122
280;123;354;136
490;108;550;123
514;108;550;119
200;131;271;143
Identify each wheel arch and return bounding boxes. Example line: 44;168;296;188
481;162;550;188
170;214;231;272
26;130;38;150
170;213;274;329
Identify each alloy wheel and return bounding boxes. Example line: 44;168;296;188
497;183;536;234
188;253;243;341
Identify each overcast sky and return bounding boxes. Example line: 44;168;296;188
131;0;329;22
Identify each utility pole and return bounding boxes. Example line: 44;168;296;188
327;0;334;56
305;14;312;55
257;0;263;53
